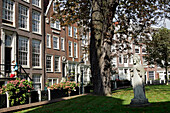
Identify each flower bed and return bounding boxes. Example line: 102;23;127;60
48;81;79;91
0;78;33;106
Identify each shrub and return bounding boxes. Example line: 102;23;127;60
0;78;33;106
48;81;79;91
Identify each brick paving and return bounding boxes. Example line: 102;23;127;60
0;94;87;113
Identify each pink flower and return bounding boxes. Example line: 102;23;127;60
65;86;70;89
19;83;24;87
21;79;25;82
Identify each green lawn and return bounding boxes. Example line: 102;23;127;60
16;85;170;113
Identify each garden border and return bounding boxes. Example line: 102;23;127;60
0;94;87;113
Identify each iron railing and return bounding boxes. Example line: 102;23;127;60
0;64;32;81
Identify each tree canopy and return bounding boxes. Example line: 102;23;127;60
52;0;170;95
145;27;170;85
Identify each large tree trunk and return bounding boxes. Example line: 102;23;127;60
90;0;118;96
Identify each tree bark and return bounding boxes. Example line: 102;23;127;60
90;0;118;96
165;66;169;85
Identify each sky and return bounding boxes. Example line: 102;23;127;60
166;19;170;29
152;19;170;30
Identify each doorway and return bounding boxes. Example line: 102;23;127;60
62;63;65;77
5;47;12;73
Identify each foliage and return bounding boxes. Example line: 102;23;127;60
145;27;170;84
0;78;33;106
52;0;170;95
45;80;50;87
48;81;79;91
52;0;170;47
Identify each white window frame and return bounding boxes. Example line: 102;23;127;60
18;36;29;67
124;55;128;63
32;10;41;34
119;55;123;64
19;4;29;30
135;46;140;54
50;20;61;30
22;0;29;3
73;27;77;38
53;36;59;50
48;78;59;86
2;0;15;25
32;40;41;68
61;38;65;51
129;55;133;64
111;57;117;67
46;55;53;72
32;0;41;8
69;41;73;57
53;1;57;12
74;42;78;58
68;25;72;37
142;46;146;54
46;34;51;48
54;56;60;72
149;71;155;80
5;34;12;47
33;74;42;90
82;35;86;45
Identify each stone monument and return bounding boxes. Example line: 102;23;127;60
130;54;149;106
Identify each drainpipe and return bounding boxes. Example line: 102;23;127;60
43;9;46;90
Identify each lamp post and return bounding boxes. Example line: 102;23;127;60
81;68;84;94
80;59;84;94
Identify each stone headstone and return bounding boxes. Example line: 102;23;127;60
130;54;149;106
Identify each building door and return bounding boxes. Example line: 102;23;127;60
62;63;65;77
5;47;12;73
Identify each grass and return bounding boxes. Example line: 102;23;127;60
16;85;170;113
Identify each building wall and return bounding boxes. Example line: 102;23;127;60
44;0;81;84
0;0;92;88
0;0;45;90
45;1;66;83
112;36;169;81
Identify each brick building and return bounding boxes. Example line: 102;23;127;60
0;0;92;89
111;27;170;82
0;0;45;90
44;0;91;85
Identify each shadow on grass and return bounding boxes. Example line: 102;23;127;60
112;87;133;93
17;95;170;113
111;85;170;92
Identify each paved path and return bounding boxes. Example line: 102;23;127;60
0;94;87;113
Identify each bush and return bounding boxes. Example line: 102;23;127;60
0;78;33;106
48;81;79;91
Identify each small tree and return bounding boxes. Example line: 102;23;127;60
145;27;170;85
